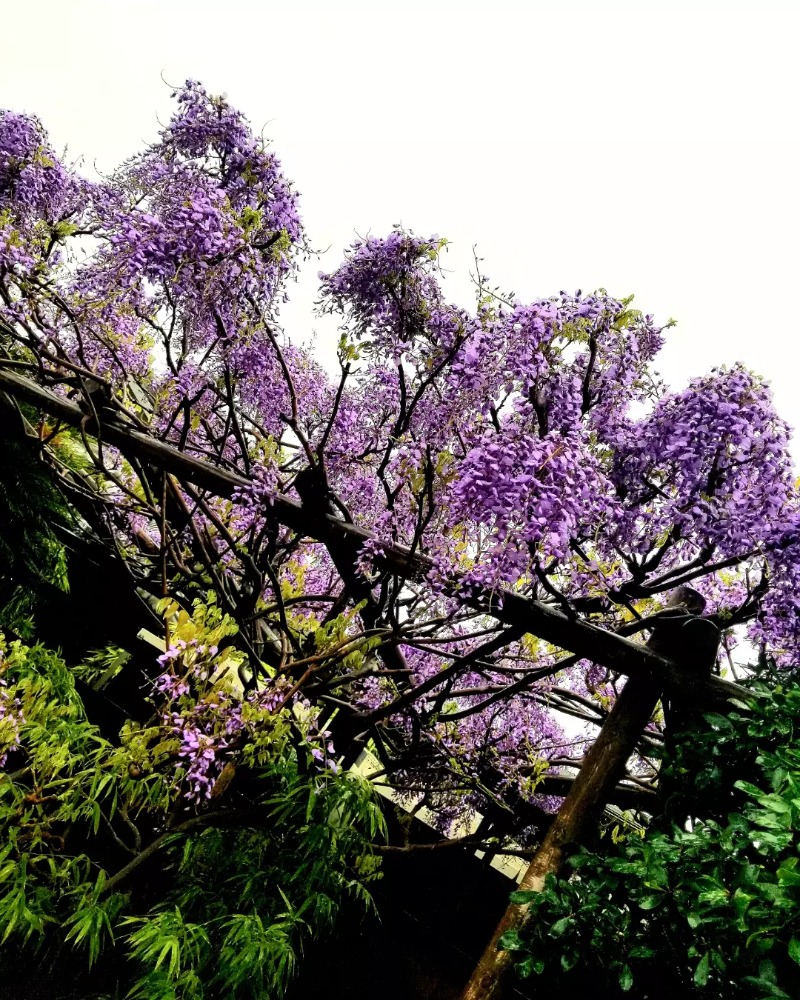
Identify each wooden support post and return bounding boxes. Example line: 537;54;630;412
460;671;663;999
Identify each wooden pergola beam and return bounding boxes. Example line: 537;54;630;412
0;367;748;707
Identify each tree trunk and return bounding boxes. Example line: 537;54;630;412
460;672;663;1000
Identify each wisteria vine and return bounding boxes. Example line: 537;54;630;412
1;82;797;846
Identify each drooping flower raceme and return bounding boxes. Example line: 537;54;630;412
1;84;798;836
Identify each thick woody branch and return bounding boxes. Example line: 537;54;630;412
0;367;749;709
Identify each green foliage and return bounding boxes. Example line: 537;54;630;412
0;423;71;635
118;768;385;1000
72;645;132;692
508;679;800;999
0;631;384;999
64;889;125;966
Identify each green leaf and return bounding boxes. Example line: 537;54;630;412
777;864;800;888
740;978;791;999
694;952;710;987
550;916;574;938
498;930;524;951
735;780;766;798
638;894;663;911
628;945;657;959
788;938;800;966
756;794;791;815
514;956;534;979
560;949;579;972
703;713;733;730
619;965;634;992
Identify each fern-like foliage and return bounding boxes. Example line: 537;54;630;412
0;632;385;999
0;416;72;635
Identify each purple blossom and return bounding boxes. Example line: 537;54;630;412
2;84;800;833
0;677;23;768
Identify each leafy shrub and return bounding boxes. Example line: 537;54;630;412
505;678;800;999
0;632;385;999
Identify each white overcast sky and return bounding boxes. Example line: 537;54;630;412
3;0;799;451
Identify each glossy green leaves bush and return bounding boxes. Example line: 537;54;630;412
508;679;800;999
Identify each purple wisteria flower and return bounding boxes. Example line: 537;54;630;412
0;677;23;769
2;79;799;836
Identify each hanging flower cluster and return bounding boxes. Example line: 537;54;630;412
1;82;798;831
